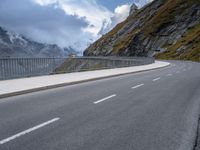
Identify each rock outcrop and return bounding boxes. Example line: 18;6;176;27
84;0;200;61
129;3;138;15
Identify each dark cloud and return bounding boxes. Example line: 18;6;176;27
0;0;151;51
0;0;90;50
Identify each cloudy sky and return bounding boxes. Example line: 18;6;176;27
0;0;152;52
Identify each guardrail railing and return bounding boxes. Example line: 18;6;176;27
0;57;154;80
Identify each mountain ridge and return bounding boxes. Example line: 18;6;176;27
84;0;200;61
0;26;79;58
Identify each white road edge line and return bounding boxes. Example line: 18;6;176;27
94;94;116;104
132;84;144;89
153;77;161;82
0;118;60;145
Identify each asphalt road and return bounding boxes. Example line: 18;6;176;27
0;61;200;150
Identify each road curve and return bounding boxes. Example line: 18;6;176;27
0;60;200;150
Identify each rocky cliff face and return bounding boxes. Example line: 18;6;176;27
129;3;138;15
84;0;200;61
0;26;78;58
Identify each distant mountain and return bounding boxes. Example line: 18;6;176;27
0;26;78;58
64;47;80;56
84;0;200;62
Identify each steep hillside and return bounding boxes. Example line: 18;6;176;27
84;0;200;61
155;23;200;61
0;26;78;58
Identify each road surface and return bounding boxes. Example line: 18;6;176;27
0;61;200;150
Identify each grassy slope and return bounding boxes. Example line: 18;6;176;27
85;0;200;61
123;0;200;61
149;0;200;62
156;23;200;62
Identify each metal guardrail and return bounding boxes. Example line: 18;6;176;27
0;58;66;80
0;57;154;80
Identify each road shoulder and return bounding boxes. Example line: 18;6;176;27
0;61;170;99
